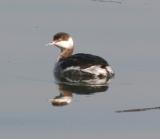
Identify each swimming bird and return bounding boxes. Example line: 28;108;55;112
47;32;114;85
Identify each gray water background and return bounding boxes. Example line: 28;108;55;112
0;0;160;138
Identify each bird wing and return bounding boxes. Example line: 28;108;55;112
59;53;109;69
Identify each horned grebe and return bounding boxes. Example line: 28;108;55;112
47;32;114;85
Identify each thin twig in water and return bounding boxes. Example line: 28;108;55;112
116;106;160;113
92;0;123;4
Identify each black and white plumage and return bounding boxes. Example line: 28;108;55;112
47;32;114;85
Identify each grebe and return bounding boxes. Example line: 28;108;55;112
47;32;114;84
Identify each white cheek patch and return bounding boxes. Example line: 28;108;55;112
55;37;74;49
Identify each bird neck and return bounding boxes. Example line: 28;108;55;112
58;48;74;60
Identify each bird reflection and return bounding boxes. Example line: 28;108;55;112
49;83;109;107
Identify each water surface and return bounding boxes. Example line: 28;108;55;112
0;0;160;139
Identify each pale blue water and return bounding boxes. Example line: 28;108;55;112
0;0;160;139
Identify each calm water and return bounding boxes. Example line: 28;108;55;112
1;0;160;139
